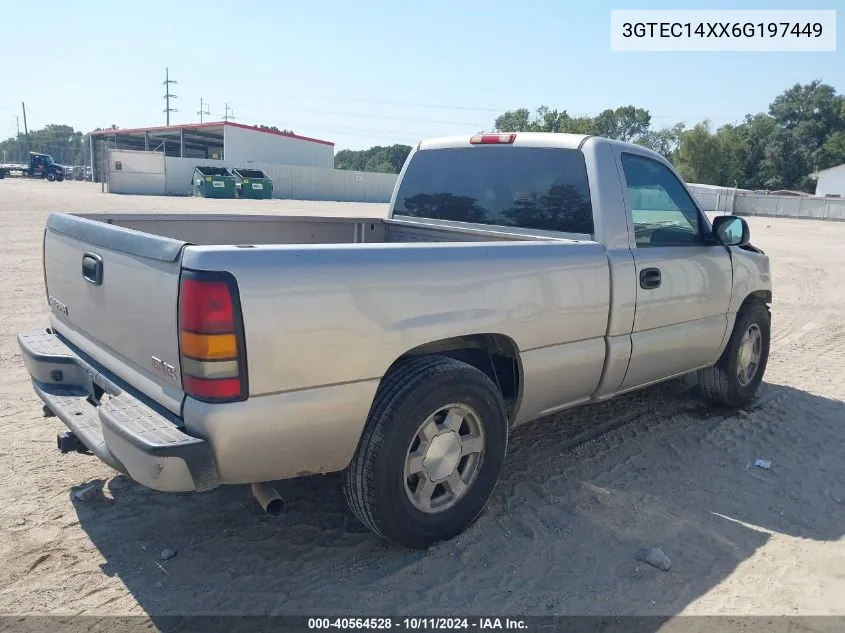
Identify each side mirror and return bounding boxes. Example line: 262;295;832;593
712;215;750;247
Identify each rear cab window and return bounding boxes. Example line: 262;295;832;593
392;146;594;235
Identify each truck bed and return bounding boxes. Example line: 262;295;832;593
74;213;584;245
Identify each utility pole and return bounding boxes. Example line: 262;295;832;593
15;115;20;162
163;67;178;125
197;98;210;123
223;103;235;122
21;102;29;156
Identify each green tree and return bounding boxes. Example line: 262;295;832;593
636;123;686;160
675;122;724;184
494;105;651;142
493;108;539;132
769;81;844;141
0;124;86;166
257;124;296;134
592;106;652;143
817;131;845;171
490;82;845;192
334;144;412;174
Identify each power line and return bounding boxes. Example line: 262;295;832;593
21;102;29;155
235;103;486;127
197;98;210;123
292;95;504;113
163;67;178;125
206;96;734;130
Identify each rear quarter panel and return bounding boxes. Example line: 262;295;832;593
181;241;611;403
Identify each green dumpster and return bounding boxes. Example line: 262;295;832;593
192;166;236;198
233;168;273;199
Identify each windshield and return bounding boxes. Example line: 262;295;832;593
393;146;594;235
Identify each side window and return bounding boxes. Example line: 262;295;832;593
621;153;703;247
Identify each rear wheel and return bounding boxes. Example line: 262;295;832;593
344;356;508;548
699;299;770;407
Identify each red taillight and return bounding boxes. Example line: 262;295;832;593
178;271;248;403
179;279;235;333
470;133;516;145
182;375;242;400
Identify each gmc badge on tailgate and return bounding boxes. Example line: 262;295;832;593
151;356;177;381
48;295;69;315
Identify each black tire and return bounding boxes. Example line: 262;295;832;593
56;173;64;182
698;299;770;407
45;172;56;182
344;355;508;548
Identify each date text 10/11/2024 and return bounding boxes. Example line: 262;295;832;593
308;618;528;631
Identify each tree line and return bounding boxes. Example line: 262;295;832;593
334;144;413;174
0;124;88;166
335;81;845;193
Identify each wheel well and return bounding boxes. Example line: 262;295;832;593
742;290;772;312
387;334;523;423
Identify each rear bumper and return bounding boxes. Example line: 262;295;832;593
17;329;218;492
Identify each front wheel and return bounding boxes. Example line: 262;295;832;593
344;356;508;548
699;299;770;407
45;172;56;182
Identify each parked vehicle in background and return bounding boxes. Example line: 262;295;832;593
0;152;66;181
18;132;772;548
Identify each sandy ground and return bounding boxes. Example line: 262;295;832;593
0;179;844;618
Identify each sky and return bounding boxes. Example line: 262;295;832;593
0;0;841;152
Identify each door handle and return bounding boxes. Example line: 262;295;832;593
81;252;103;286
639;267;661;289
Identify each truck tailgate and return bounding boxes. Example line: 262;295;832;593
43;213;188;414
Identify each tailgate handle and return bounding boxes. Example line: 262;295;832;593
81;252;103;286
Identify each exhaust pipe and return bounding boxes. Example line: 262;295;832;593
251;482;286;516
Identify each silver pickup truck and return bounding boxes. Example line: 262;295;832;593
18;132;771;548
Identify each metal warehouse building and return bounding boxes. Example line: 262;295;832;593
89;121;334;183
89;121;398;202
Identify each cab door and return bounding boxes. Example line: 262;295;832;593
616;151;732;391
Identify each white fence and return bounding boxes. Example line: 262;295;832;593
733;193;845;221
105;150;398;203
687;182;845;221
687;184;737;213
